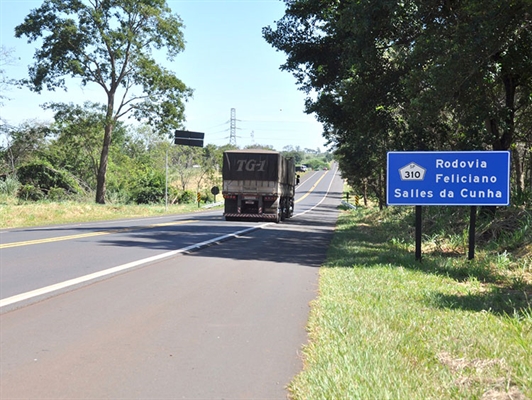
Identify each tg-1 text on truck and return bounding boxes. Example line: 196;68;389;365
222;149;296;222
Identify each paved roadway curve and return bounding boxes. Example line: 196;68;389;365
0;165;344;399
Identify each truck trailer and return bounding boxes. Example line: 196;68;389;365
222;149;296;222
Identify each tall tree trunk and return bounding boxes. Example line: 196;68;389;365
490;72;517;151
378;167;384;210
363;178;368;206
95;95;115;204
483;70;517;215
529;151;532;196
513;145;525;194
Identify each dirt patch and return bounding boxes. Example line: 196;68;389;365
437;352;528;399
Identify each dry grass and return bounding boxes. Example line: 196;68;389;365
0;201;213;229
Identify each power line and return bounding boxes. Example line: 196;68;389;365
229;108;237;146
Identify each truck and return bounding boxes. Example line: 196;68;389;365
222;149;296;222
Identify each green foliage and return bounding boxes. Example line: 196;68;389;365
132;170;165;204
0;122;51;174
178;189;196;204
304;157;328;171
0;176;20;196
244;144;275;151
47;186;68;201
511;188;532;208
288;206;531;399
105;189;131;205
264;0;532;202
16;160;82;200
282;145;305;164
43;102;113;191
15;0;192;203
18;184;44;201
168;145;204;191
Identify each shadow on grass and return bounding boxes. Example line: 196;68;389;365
329;207;532;318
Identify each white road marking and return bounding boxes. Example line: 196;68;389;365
0;225;267;309
1;167;339;310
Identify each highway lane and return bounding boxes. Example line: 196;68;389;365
1;167;337;308
0;165;344;398
0;213;257;306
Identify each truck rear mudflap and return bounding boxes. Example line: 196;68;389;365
224;213;279;221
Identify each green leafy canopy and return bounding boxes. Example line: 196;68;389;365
14;0;192;130
15;0;193;203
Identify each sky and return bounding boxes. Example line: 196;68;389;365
0;0;328;152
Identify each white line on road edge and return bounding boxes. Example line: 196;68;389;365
0;224;268;309
2;168;339;310
294;165;339;218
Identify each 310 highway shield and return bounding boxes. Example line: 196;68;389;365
387;151;510;206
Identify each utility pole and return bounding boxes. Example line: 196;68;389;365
229;108;237;146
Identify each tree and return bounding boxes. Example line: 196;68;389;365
1;121;51;175
169;145;202;191
15;0;192;204
44;102;110;190
263;0;411;201
264;0;532;200
0;46;18;108
281;146;304;164
196;144;223;195
244;144;275;151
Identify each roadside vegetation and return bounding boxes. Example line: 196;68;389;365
264;1;532;211
0;139;330;221
1;1;531;396
290;204;532;399
0;199;211;229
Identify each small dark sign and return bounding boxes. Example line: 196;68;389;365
174;130;204;147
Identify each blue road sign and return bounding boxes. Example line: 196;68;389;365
387;151;510;206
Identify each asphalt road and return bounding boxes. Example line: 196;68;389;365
0;165;344;399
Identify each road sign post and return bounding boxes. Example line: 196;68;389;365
211;186;219;203
387;151;510;260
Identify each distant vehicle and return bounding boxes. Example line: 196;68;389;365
296;165;307;172
222;150;296;223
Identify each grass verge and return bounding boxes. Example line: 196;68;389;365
289;206;532;399
0;200;220;229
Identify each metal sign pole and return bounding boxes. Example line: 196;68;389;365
415;206;422;262
468;206;477;260
165;149;168;212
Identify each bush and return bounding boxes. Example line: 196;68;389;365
132;170;165;204
106;189;131;205
18;184;44;201
304;157;328;170
178;190;196;204
47;186;68;201
0;177;20;196
16;160;83;199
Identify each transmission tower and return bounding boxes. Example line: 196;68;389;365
229;108;237;146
